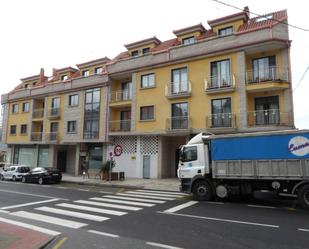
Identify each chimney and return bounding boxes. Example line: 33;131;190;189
243;6;250;20
39;68;45;84
52;68;57;76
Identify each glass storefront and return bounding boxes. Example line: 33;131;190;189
89;146;102;170
38;147;49;167
18;147;36;167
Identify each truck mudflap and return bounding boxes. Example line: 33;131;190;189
179;178;191;193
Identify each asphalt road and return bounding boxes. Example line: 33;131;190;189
0;180;309;249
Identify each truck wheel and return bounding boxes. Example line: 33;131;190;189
22;176;27;183
298;185;309;209
12;175;16;182
38;177;44;185
192;180;213;201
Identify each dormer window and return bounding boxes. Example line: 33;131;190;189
256;14;273;23
61;75;68;81
218;26;233;37
94;67;103;74
33;82;37;86
82;70;89;77
142;47;150;55
131;50;139;57
24;84;29;89
182;36;196;45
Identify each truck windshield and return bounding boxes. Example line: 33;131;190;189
180;146;197;162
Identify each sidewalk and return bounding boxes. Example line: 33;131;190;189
61;174;180;192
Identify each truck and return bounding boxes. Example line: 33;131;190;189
177;130;309;209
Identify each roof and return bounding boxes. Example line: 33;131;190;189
208;10;249;27
76;57;111;68
124;36;161;50
20;74;40;82
55;67;78;74
173;23;206;36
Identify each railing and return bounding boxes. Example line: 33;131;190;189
165;81;191;98
48;108;60;118
246;67;289;84
166;116;190;130
205;74;235;90
110;90;132;103
32;108;44;118
206;113;235;128
31;132;42;141
109;120;131;132
46;132;58;142
247;109;292;126
83;131;99;139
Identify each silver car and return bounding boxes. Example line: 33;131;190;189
0;165;31;181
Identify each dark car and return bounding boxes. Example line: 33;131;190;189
21;167;62;184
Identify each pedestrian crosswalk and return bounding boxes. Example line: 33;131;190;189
1;189;188;234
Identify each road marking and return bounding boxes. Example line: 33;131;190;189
1;198;60;210
126;191;179;198
56;203;127;216
136;190;188;196
0;210;10;214
117;193;175;201
77;188;90;191
88;229;119;238
0;217;60;236
11;211;87;229
247;205;276;209
56;186;68;189
0;189;68;200
52;237;68;249
90;197;155;207
158;212;279;228
146;241;183;249
36;206;110;222
205;201;224;205
163;201;198;213
75;200;142;211
100;191;114;194
104;195;166;204
298;228;309;232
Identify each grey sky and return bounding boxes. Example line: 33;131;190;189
1;0;308;128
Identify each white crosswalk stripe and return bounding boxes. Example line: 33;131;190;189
126;191;180;198
117;193;175;200
75;200;142;211
90;197;155;207
11;211;87;229
36;206;110;222
135;190;188;196
56;203;127;216
103;195;166;204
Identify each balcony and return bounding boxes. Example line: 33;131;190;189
32;109;44;119
109;120;131;132
83;131;99;139
46;132;59;143
109;90;132;107
205;74;236;94
31;132;42;141
246;67;290;92
48;108;60;119
166;116;191;131
165;81;191;99
206;113;236;129
247;109;292;127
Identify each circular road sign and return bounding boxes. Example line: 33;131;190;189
114;144;123;157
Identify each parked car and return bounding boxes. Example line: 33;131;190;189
21;167;62;184
0;165;31;181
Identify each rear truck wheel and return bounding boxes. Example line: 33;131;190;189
38;177;44;185
21;176;27;183
0;174;4;181
192;180;214;201
298;185;309;209
12;175;16;182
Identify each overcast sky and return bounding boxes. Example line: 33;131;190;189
0;0;308;128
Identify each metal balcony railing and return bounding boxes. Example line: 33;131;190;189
246;67;289;84
48;108;60;118
46;132;58;142
31;132;42;141
205;74;235;90
32;108;44;118
83;131;99;139
165;81;191;98
109;120;131;132
166;116;190;130
110;90;132;103
206;113;236;128
247;109;292;126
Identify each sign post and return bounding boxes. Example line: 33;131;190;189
109;152;113;184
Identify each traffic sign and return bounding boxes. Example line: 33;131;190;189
114;144;122;157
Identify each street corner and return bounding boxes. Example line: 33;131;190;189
0;221;55;249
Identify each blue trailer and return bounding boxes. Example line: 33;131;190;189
178;130;309;208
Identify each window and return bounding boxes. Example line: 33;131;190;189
121;82;132;100
67;121;77;133
85;88;100;112
24;84;29;89
69;94;79;106
22;102;29;112
218;26;233;37
10;125;16;135
51;97;60;116
20;124;27;134
94;67;103;74
33;81;37;86
141;73;155;88
254;96;279;125
140;106;154;120
171;102;188;129
120;111;131;131
12;104;18;114
142;47;150;54
180;146;197;162
82;70;89;77
84;119;99;139
171;67;188;93
211;98;232;127
252;56;276;82
210;59;231;88
61;75;68;81
50;122;58;140
256;14;273;23
182;36;195;45
131;50;139;57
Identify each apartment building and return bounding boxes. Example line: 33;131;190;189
1;7;294;178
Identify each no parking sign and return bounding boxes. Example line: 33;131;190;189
114;144;122;157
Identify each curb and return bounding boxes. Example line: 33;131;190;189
38;235;59;249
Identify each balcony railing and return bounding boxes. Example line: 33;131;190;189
206;113;236;128
109;120;131;132
246;67;289;84
165;81;191;98
31;132;42;141
48;108;60;119
205;74;235;91
166;116;190;130
247;109;292;126
46;132;58;142
110;90;132;103
32;108;44;119
83;131;99;139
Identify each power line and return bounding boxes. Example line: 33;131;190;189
293;65;309;92
212;0;309;32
